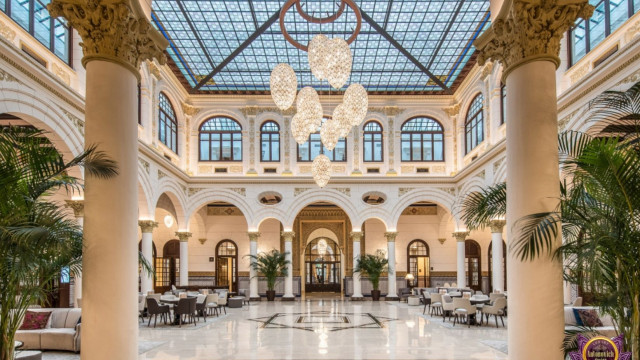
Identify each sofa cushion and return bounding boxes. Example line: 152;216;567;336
40;328;77;351
49;309;69;328
577;309;603;327
20;311;52;330
64;309;81;328
14;330;42;349
565;325;617;339
572;308;584;326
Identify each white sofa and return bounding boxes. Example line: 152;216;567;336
564;306;617;338
15;308;81;352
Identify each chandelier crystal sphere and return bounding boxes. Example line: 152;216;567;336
344;83;368;126
296;87;323;132
312;154;332;188
332;103;352;138
320;118;340;151
291;113;310;145
326;38;352;89
308;34;329;81
269;63;298;110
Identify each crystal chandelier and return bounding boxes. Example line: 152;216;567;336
296;87;323;133
326;38;352;90
291;113;310;145
320;119;340;151
308;34;329;81
312;154;331;188
344;83;368;126
270;63;297;110
332;103;351;138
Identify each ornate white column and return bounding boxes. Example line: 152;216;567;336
489;219;506;292
138;220;158;294
241;107;258;175
475;1;593;358
65;200;84;308
175;231;192;286
247;231;260;300
48;2;167;359
384;232;398;300
281;231;295;300
452;231;470;288
350;231;364;299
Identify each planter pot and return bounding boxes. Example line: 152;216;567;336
371;290;381;301
266;290;276;301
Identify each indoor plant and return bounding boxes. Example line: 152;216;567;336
247;249;290;301
0;126;117;360
354;249;390;301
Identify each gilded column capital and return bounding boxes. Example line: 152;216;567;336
65;200;84;218
247;231;261;242
47;0;168;77
175;231;192;242
384;231;398;242
452;231;470;242
281;231;295;242
350;231;363;242
474;0;594;79
138;220;158;233
489;219;507;233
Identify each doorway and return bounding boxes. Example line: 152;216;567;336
305;238;341;293
465;239;482;291
157;240;180;290
216;240;238;292
407;239;430;287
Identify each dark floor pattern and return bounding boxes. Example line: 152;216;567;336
248;310;397;332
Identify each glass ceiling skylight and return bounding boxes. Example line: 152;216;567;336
151;0;490;94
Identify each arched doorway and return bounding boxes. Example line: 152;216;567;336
465;240;481;291
488;240;507;291
305;237;341;293
158;240;180;290
138;240;157;291
216;240;238;292
407;240;430;287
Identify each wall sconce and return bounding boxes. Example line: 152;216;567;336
198;238;207;245
438;238;446;245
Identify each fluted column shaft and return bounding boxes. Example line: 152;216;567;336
453;231;470;288
176;232;192;286
490;220;506;292
384;232;398;299
350;232;363;299
139;221;158;294
282;231;295;299
247;232;260;300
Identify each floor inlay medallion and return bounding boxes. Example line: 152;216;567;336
249;310;397;332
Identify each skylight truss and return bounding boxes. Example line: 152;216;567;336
152;0;490;94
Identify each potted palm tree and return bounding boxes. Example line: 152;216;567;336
247;250;290;301
354;250;390;301
0;126;118;360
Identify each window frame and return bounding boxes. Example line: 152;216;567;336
198;116;243;162
362;120;384;163
296;118;347;162
158;92;178;154
465;94;485;154
259;120;280;163
400;117;445;162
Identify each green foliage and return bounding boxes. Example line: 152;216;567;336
459;182;506;231
354;249;390;291
247;249;290;291
0;126;117;360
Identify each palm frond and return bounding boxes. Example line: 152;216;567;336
459;182;506;230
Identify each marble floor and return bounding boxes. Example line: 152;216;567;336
136;297;508;360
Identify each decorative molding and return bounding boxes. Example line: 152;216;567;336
138;220;158;233
294;187;311;196
438;238;447;245
489;219;507;233
334;188;351;196
368;106;404;116
624;18;640;43
332;165;346;173
158;170;167;179
240;105;295;116
198;238;207;245
384;231;398;242
247;232;261;242
569;62;591;84
493;157;505;173
401;206;438;216
401;165;414;174
618;68;640;85
398;187;415;197
452;231;470;242
62;109;85;135
475;0;594;79
299;165;311;174
138;158;150;173
181;102;200;116
188;187;204;196
65;200;84;217
476;170;486;180
51;63;70;85
432;165;446;174
228;187;246;196
175;231;192;242
207;207;243;216
229;166;243;173
350;231;363;242
481;62;494;79
0;19;17;41
180;184;187;194
444;103;460;116
0;67;21;83
147;61;161;78
47;0;167;75
438;187;456;196
281;231;295;242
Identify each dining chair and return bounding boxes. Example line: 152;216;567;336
421;290;432;315
175;298;196;327
195;294;208;322
146;298;170;328
217;291;228;314
429;293;443;316
205;294;219;316
441;294;455;322
481;297;507;328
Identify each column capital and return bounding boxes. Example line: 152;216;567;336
247;231;261;242
65;199;84;218
489;219;507;233
350;231;363;242
175;231;192;242
47;0;168;77
138;220;158;233
474;0;593;79
384;231;398;242
452;231;470;242
281;231;295;242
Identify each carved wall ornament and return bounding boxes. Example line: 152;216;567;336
490;219;507;233
175;231;192;242
384;231;398;242
569;62;591;84
474;0;594;79
438;238;447;245
180;184;187;194
47;0;168;76
62;109;85;135
228;187;246;196
138;220;158;233
198;238;207;245
452;230;470;242
0;19;17;41
281;231;295;242
0;68;20;83
334;188;351;197
294;187;311;196
158;170;167;179
493;157;505;173
51;63;71;85
247;232;261;242
181;102;200;116
398;187;415;197
138;158;150;173
618;68;640;85
476;170;486;180
438;187;456;196
299;165;312;174
368;106;404;116
147;61;161;78
444;103;460;117
481;62;494;79
624;19;640;43
229;166;243;173
65;200;84;217
188;187;204;196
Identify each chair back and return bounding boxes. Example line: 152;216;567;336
138;295;146;311
572;297;583;307
462;292;472;299
452;297;466;310
175;298;191;315
421;290;430;300
494;297;507;310
218;292;228;305
189;297;197;314
147;294;162;302
489;293;506;302
146;298;161;313
196;294;206;304
475;290;484;295
442;294;453;303
205;294;218;305
430;293;442;304
443;283;450;288
171;284;177;291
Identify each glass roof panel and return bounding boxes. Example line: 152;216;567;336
152;0;490;94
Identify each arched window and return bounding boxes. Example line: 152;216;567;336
465;239;482;291
297;118;347;162
400;117;444;162
363;121;383;162
260;121;280;162
407;240;430;287
216;240;238;292
305;238;341;293
199;117;242;161
465;94;484;154
158;92;178;153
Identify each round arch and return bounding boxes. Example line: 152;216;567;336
389;189;455;230
465;239;482;291
153;186;188;230
185;189;254;227
304;237;341;293
407;239;431;287
283;190;358;228
215;239;238;292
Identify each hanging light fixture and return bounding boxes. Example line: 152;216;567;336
344;83;368;126
332;103;352;138
320;119;340;151
326;38;352;89
291;113;310;145
296;87;322;132
317;238;328;255
312;154;331;188
270;63;297;110
308;34;330;81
